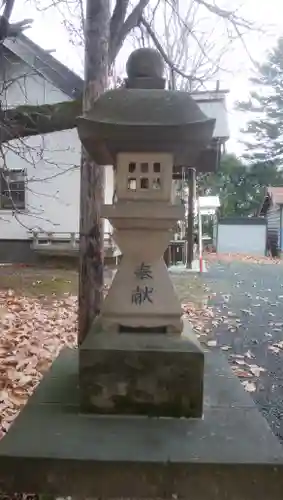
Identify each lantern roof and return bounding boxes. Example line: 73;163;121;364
77;48;216;167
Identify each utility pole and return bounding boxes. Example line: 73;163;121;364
170;68;176;90
78;0;110;345
162;67;176;267
186;167;196;269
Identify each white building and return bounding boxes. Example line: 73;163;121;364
0;33;229;263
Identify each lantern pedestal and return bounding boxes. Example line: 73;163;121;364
100;256;183;333
79;320;204;417
79;199;204;417
100;201;184;333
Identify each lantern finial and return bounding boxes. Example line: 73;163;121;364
126;47;165;79
125;48;166;90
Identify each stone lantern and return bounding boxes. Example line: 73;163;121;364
1;48;283;500
77;47;215;418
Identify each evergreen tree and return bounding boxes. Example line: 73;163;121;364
199;154;251;216
199;153;283;217
237;37;283;167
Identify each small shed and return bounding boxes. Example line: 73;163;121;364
259;187;283;256
197;195;220;215
216;217;267;256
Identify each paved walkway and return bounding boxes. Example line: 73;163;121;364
204;259;283;443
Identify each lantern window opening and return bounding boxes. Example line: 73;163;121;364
153;177;161;190
128;162;136;173
128;177;137;190
140;177;149;189
153;162;161;173
141;162;149;173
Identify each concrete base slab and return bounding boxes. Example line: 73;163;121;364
79;321;204;417
0;349;283;498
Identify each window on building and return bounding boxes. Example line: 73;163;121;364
0;169;26;210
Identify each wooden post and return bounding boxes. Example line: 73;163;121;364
186;167;196;269
198;196;203;273
78;0;110;345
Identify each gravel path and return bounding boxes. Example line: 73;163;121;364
204;259;283;443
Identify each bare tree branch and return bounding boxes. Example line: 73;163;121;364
1;0;14;21
193;0;253;29
110;0;129;49
0;0;14;40
140;15;203;85
0;0;32;41
109;0;151;64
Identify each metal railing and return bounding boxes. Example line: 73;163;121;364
28;231;121;261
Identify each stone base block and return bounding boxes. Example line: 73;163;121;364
79;321;204;418
1;348;283;498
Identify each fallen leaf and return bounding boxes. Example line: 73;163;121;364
234;359;246;365
231;367;252;378
241;381;257;392
268;345;280;354
206;253;281;265
245;350;254;359
207;340;217;347
248;364;266;377
230;354;245;360
0;289;79;437
241;309;254;316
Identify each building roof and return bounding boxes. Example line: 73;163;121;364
3;33;83;99
196;195;220;215
198;195;220;209
191;91;229;141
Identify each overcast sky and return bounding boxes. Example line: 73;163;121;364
11;0;283;155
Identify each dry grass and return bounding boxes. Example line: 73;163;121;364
0;265;208;306
0;266;78;298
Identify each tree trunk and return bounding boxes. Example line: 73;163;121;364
78;0;110;345
186;168;196;269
